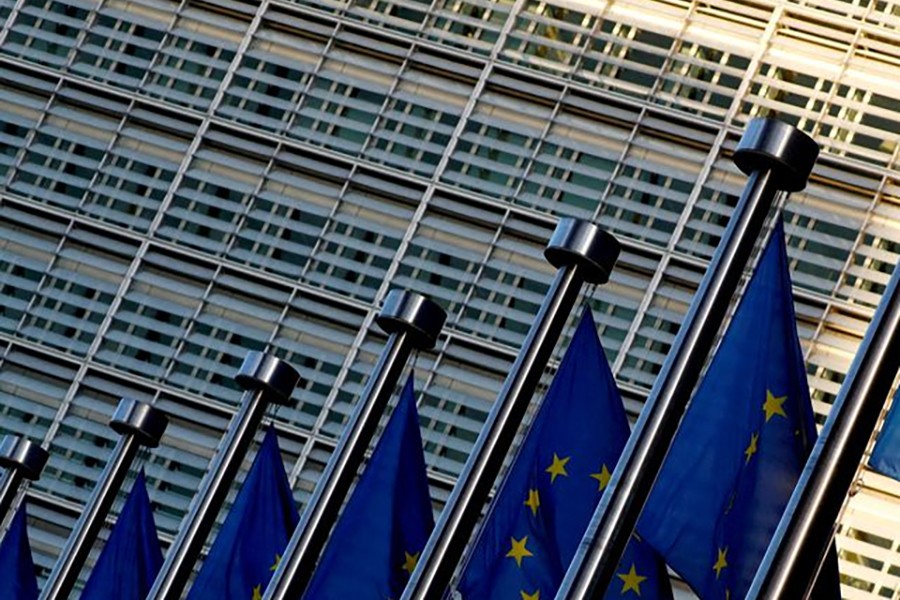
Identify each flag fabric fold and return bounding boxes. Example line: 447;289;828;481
870;388;900;480
0;501;38;600
304;375;434;600
81;469;163;600
456;308;673;599
186;425;299;600
637;219;837;599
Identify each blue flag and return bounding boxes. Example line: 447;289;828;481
870;388;900;480
187;425;299;600
81;469;163;600
304;376;434;600
0;501;38;600
638;220;832;599
456;309;673;599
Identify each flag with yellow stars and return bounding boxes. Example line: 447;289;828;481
186;425;299;600
81;470;163;600
303;375;433;599
455;308;673;599
0;501;38;600
637;219;838;599
870;387;900;480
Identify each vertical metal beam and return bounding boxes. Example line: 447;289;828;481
40;399;168;600
147;352;300;600
0;435;48;522
747;255;900;599
264;290;446;600
555;119;820;600
401;218;621;600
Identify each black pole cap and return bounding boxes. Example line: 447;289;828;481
0;435;49;481
110;398;169;448
235;351;301;406
734;118;820;193
376;290;447;351
544;218;621;285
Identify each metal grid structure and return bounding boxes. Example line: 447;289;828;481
0;0;898;596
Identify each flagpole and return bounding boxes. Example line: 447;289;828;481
263;289;445;600
40;398;168;600
401;218;621;600
0;435;48;522
747;254;900;599
555;119;820;600
147;351;300;600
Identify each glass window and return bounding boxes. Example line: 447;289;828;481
18;225;137;356
458;215;554;346
0;346;74;442
424;0;515;56
217;8;326;133
598;124;706;246
271;292;366;431
289;38;402;156
395;192;500;318
3;0;96;68
165;269;289;402
9;87;123;211
142;6;247;111
229;148;348;278
0;73;48;181
443;77;556;199
303;171;421;302
365;49;474;177
95;247;212;379
81;105;196;232
0;203;63;335
157;132;272;255
70;0;175;89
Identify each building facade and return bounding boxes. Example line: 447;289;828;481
0;0;898;596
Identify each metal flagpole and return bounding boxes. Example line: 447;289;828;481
40;398;168;600
401;218;621;600
747;253;900;599
0;435;48;522
555;118;820;600
147;351;300;600
263;289;446;600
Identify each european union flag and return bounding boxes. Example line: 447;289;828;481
304;376;433;600
0;501;38;600
870;388;900;480
187;425;299;600
638;219;831;599
81;469;163;600
456;309;673;599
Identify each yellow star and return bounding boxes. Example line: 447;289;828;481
616;563;647;595
270;553;281;571
520;590;540;600
252;584;262;600
744;432;759;464
713;547;728;579
401;551;419;574
545;453;570;483
506;536;534;568
763;390;787;422
524;489;540;516
590;464;612;491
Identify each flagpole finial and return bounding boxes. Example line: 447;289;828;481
377;290;447;351
545;219;620;285
235;352;302;406
0;435;48;481
110;398;169;449
734;118;819;192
